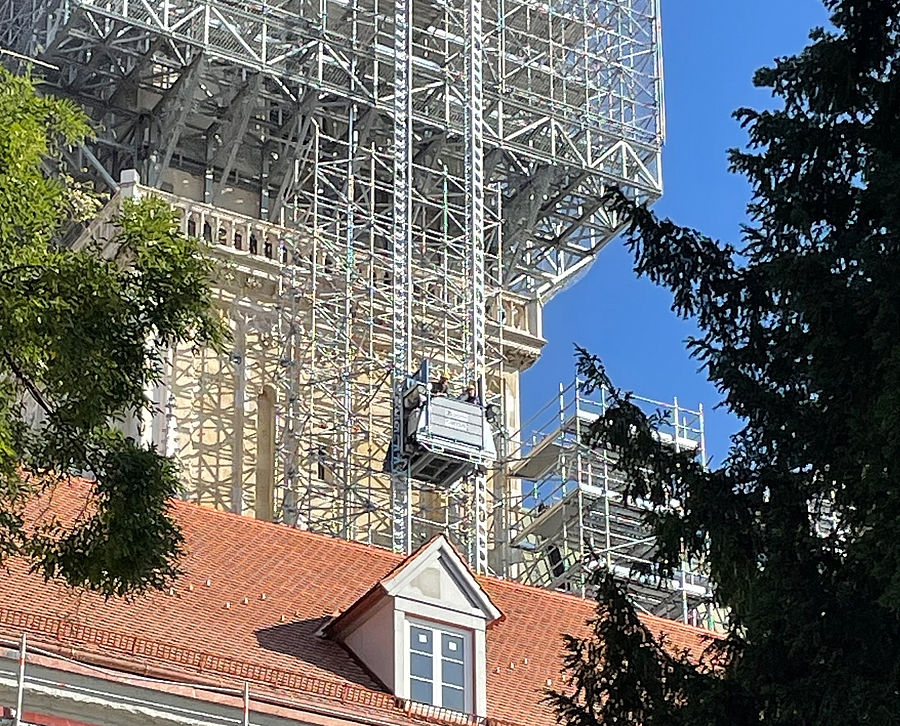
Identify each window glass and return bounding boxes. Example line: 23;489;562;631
411;652;432;679
442;659;464;687
411;626;433;653
441;633;463;658
442;685;465;712
411;678;433;705
408;623;469;713
410;626;435;704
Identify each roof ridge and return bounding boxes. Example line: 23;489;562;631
477;573;717;637
638;612;719;639
170;496;405;561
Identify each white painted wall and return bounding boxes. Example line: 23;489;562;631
400;559;484;618
340;596;397;692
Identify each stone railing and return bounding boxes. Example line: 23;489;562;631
487;290;542;342
81;170;545;364
122;173;302;268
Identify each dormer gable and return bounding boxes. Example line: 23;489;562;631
381;535;502;622
327;535;501;717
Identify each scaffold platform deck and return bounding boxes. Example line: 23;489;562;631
507;380;716;626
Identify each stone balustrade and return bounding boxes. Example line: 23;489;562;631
88;173;546;363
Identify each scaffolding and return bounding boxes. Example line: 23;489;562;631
0;0;665;576
508;380;715;626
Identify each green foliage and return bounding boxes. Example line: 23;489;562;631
0;68;224;598
550;2;900;724
28;438;186;597
545;570;714;726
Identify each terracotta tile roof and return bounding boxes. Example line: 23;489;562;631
0;480;716;726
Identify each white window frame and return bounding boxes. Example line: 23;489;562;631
405;617;473;714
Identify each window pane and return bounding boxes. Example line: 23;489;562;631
442;685;465;712
411;626;433;654
441;633;464;660
411;652;432;679
411;678;433;705
442;659;464;687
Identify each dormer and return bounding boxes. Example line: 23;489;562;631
326;536;502;717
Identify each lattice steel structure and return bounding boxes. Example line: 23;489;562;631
0;0;664;575
509;381;715;625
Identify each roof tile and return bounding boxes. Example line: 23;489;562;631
0;481;715;726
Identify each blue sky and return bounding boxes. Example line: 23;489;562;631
521;0;830;464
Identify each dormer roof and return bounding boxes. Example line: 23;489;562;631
328;535;502;639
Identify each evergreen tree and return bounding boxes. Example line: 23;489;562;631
549;2;900;723
0;69;224;598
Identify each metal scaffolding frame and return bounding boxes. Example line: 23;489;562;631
0;0;665;575
508;380;715;626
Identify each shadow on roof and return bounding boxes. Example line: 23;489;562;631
254;616;386;691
